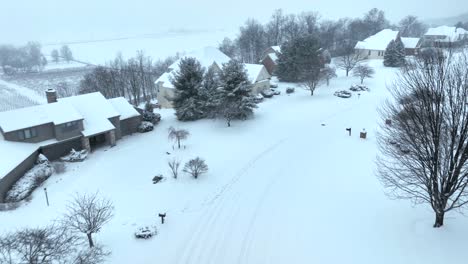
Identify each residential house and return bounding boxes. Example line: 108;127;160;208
401;37;421;55
244;64;271;94
155;47;231;108
260;46;281;75
0;91;141;202
422;26;468;48
355;29;401;59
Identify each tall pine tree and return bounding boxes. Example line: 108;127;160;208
217;61;257;126
199;66;222;118
171;57;205;121
383;40;397;67
384;38;406;67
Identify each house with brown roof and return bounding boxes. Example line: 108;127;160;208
260;46;281;75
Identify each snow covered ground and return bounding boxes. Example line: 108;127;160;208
2;60;468;263
42;30;234;65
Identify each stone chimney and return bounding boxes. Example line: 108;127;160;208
45;89;57;104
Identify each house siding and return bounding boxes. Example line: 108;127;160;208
109;116;122;140
120;116;142;137
157;86;175;108
252;79;270;94
0;150;39;203
3;123;55;143
261;56;277;75
54;120;84;141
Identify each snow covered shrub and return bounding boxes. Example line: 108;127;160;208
60;149;88;162
334;90;352;98
142;110;161;125
260;89;274;98
183;157;208;179
134;226;158;239
286;87;295;94
349;84;369;92
138;121;154;133
144;101;154;112
52;162;66;174
5;154;53;202
152;175;164;184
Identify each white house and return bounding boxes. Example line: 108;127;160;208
155;47;231;108
423;26;468;47
244;64;271;94
355;29;400;59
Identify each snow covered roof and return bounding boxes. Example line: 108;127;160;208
108;97;140;120
244;64;268;83
155;72;175;89
0;101;83;133
268;53;278;62
401;37;420;49
271;46;281;54
60;92;120;137
355;29;400;51
169;47;231;71
425;26;467;42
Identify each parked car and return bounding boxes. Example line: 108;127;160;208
134;226;157;239
270;88;281;95
254;94;264;103
334;90;352;98
270;82;279;88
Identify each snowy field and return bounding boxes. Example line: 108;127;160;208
42;30;235;65
2;60;468;263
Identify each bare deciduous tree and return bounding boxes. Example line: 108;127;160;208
377;50;468;228
168;127;190;149
336;46;365;77
0;224;79;264
72;244;110;264
51;49;60;63
321;65;337;86
65;193;114;247
183;157;208;179
352;64;375;84
168;159;181;179
301;67;322;96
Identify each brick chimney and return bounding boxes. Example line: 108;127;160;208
45;89;57;104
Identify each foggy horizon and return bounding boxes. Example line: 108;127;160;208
2;0;467;44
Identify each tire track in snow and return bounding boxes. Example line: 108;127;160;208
174;138;287;264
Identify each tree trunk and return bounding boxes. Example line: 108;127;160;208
361;78;364;84
87;233;94;248
227;120;231;127
433;212;445;228
346;69;349;77
177;139;181;149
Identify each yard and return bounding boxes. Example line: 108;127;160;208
1;60;468;264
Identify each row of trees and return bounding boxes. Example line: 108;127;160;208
0;193;113;263
219;8;429;63
170;58;256;126
79;52;179;106
0;42;47;74
50;45;74;63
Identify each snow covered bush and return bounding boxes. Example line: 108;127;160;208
60;149;88;162
152;175;164;184
5;154;53;202
286;87;295;94
349;84;370;92
138;121;154;133
134;226;158;239
260;89;274;98
334;90;352;98
142;111;161;125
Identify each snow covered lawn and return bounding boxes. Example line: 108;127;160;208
2;60;468;263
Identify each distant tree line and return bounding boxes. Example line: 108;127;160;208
79;52;179;106
0;42;47;74
219;8;429;63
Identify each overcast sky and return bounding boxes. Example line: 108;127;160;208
1;0;466;44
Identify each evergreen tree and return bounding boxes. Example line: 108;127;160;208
199;66;222;118
394;37;406;66
171;57;205;121
384;40;397;67
276;35;322;82
217;61;257;126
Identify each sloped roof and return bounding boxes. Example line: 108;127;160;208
268;53;278;62
425;26;467;42
401;37;420;49
108;97;140;120
0;101;83;133
155;72;175;89
169;47;231;71
244;64;269;83
60;92;120;137
355;29;400;51
271;46;282;54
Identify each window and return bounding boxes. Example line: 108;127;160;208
61;121;79;132
18;127;38;140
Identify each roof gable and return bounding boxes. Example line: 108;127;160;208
355;29;400;51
